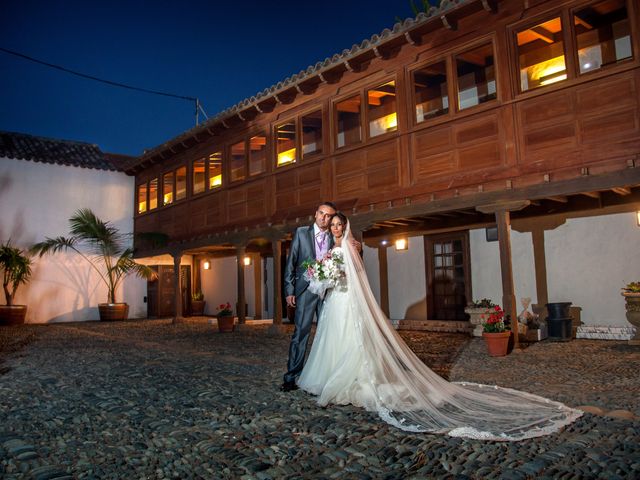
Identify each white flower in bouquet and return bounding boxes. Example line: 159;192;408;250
303;249;344;298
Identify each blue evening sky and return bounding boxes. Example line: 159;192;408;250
1;1;417;156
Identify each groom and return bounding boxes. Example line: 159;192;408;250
280;201;337;392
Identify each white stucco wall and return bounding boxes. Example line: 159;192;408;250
469;212;640;328
387;236;427;320
1;157;145;323
362;244;381;304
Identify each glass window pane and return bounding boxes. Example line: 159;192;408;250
163;171;174;205
336;94;361;148
302;110;323;158
276;121;296;167
249;134;267;175
175;166;186;201
456;43;496;109
192;158;206;195
575;0;632;75
230;141;246;182
149;178;158;210
414;61;449;122
517;17;566;91
208;151;222;188
367;80;397;137
137;183;147;213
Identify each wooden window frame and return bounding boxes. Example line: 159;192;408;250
364;78;399;141
453;39;499;112
191;157;207;196
137;182;148;214
274;106;325;169
409;56;453;128
228;139;248;184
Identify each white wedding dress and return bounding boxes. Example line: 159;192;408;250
297;224;582;441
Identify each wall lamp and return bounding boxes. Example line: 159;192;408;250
394;238;408;251
243;256;252;266
637;211;640;227
203;260;211;270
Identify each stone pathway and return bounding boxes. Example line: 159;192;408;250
1;319;639;479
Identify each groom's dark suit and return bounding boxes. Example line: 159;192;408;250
283;224;334;384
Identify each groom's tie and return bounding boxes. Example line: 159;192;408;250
315;231;328;259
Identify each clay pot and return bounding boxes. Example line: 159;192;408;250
482;331;511;357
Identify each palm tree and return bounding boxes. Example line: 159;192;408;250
0;241;33;306
31;208;157;304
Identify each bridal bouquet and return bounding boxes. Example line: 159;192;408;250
302;249;345;298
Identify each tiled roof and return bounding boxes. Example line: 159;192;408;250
0;130;130;172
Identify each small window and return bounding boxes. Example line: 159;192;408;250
574;0;632;75
302;110;323;158
175;166;187;201
193;158;206;195
456;43;496;109
249;134;267;175
517;17;566;91
414;61;449;122
208;151;222;188
163;171;174;205
137;183;147;214
149;178;158;210
367;80;397;138
230;141;246;182
276;121;296;166
336;94;361;148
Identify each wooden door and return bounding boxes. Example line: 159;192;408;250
425;232;471;321
147;265;191;317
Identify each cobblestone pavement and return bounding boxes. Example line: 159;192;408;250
1;319;639;479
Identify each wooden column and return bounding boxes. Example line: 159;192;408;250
172;250;184;324
252;253;262;320
236;246;246;325
495;209;519;348
378;245;390;317
193;256;202;294
531;227;549;309
268;239;285;335
477;201;530;350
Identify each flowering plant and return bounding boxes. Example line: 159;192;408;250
622;281;640;293
481;305;510;333
467;298;496;309
216;302;233;317
302;249;345;298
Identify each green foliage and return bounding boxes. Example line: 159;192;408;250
31;208;157;304
0;241;33;306
192;291;204;301
623;281;640;293
482;305;510;333
468;298;496;309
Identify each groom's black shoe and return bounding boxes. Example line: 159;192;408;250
280;381;298;392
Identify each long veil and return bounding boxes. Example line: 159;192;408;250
340;222;582;441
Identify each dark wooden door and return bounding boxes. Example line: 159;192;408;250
147;265;191;317
425;232;471;321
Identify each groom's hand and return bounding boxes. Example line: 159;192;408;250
286;295;296;307
351;238;362;252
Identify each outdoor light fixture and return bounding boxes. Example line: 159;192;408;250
203;260;211;270
637;211;640;227
395;238;408;251
381;240;388;246
243;256;252;266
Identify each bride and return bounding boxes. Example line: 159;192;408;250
297;212;582;441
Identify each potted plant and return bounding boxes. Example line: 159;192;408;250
0;241;33;325
191;290;206;316
481;305;511;357
622;281;640;344
216;302;234;333
465;298;496;337
31;209;157;321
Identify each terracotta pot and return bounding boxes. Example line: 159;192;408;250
0;305;27;326
98;303;129;321
622;292;640;343
191;300;206;316
482;331;511;357
217;315;235;333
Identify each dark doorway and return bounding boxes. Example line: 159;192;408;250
425;232;471;320
147;265;191;317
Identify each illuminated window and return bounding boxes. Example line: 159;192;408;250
249;134;267;175
230;141;246;182
192;158;206;195
336;94;361;148
414;61;449;122
574;0;632;75
517;17;566;91
276;121;297;166
456;43;496;109
367;80;397;138
163;171;174;205
302;110;322;158
175;166;186;201
208;151;222;188
149;178;158;210
137;183;147;214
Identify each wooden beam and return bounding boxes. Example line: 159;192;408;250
495;210;520;349
546;196;568;203
236;246;246;325
252;253;262;320
378;246;390;317
581;191;600;199
172;251;184;324
476;200;531;214
613;187;631;196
